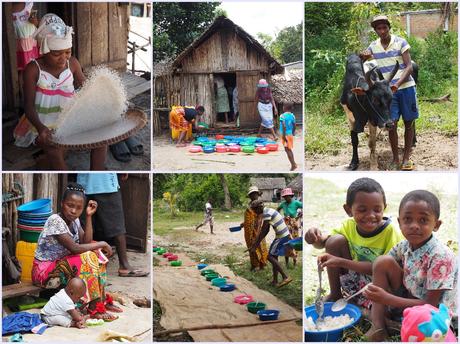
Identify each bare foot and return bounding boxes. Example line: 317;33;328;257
290;164;298;171
105;303;123;313
269;280;277;286
91;312;118;322
276;277;293;288
364;327;389;342
176;143;186;148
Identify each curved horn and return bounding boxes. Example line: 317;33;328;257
376;69;384;80
365;66;377;88
386;61;400;82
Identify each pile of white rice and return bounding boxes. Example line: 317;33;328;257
305;314;354;331
54;66;127;140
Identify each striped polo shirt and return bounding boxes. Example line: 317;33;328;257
368;34;415;90
263;207;289;238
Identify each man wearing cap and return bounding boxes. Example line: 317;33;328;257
240;186;268;271
360;15;418;171
277;188;302;267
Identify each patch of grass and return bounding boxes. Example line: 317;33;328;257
233;256;303;311
153;209;244;236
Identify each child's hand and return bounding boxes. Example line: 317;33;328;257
318;253;344;270
86;200;98;216
363;283;389;304
100;241;113;257
36;127;52;146
75;319;86;329
305;227;322;245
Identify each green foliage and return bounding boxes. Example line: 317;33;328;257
153;2;220;63
272;24;303;64
162;192;178;217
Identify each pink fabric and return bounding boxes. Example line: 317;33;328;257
31;259;56;285
36;86;74;97
16;38;39;70
401;304;456;342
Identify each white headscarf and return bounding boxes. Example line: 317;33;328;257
33;13;73;54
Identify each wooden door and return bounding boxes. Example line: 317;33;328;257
120;174;149;252
236;71;263;128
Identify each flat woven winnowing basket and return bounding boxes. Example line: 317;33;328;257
50;108;147;150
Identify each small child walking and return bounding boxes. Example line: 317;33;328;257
13;13;107;170
41;277;88;328
279;102;297;171
364;190;457;341
196;199;214;234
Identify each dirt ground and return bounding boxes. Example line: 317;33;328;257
306;130;457;171
65;91;151;171
152;133;304;172
3;250;151;342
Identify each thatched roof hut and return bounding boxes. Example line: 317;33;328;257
153;16;285;133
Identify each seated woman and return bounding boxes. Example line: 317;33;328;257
32;183;121;321
169;105;205;147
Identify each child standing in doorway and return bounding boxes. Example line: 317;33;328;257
280;102;297;171
13;13;107;170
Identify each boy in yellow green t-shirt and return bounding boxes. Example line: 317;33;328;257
305;177;403;308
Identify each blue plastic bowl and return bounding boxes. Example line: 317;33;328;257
257;309;280;321
229;226;241;232
219;283;235;292
304;302;361;342
17;199;51;213
197;263;208;270
203;146;215;153
285;237;303;251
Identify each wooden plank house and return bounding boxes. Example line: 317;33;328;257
153;16;283;133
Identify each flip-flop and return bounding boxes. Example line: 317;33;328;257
105;303;123;313
109;142;131;162
276;277;293;288
401;160;414;171
91;312;118;322
124;136;144;156
118;269;149;277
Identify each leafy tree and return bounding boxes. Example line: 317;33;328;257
153;2;220;63
272;23;303;63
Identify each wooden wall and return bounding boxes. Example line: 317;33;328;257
180;28;270;73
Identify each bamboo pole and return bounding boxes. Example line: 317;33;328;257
153;317;301;337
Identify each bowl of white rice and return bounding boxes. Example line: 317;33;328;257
304;302;361;342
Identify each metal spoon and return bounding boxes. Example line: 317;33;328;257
314;263;324;329
331;282;372;312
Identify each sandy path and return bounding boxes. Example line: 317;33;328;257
153;134;304;172
306;130;457;171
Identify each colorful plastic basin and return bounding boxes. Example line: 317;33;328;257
17;199;52;213
200;269;215;276
152;247;161;252
170;260;182;267
163;252;173;258
256;147;269;154
257;309;280;321
197;263;208;270
229;226;241;232
157;249;166;255
242;146;255;153
304;302;361;342
247;302;266;314
168;255;178;261
17;224;43;231
234;294;254;305
216;146;228;153
205;273;219;281
203;146;215;154
229;146;241;153
188;146;203;153
19;230;41;243
266;144;279;151
197;122;209;129
287;237;303;251
197;137;209;142
219;284;235;292
215;135;225;140
211;277;227;287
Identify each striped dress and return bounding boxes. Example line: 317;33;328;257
14;60;75;147
12;2;39;70
367;34;416;90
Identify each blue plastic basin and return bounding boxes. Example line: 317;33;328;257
17;199;51;213
197;263;208;270
229;226;241;232
219;284;235;292
257;309;280;321
304;302;361;342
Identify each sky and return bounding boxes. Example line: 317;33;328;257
305;172;458;195
218;2;303;38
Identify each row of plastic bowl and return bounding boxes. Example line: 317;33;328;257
189;136;279;154
152;247;182;266
197;263;280;321
17;199;52;243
